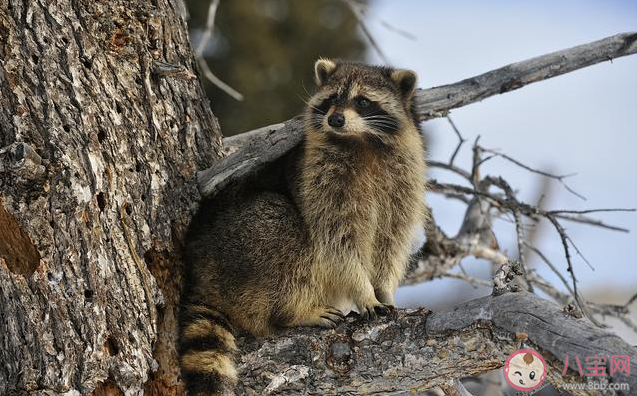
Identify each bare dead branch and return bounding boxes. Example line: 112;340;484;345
234;293;637;395
414;31;637;119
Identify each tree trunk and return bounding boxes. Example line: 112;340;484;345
0;1;221;394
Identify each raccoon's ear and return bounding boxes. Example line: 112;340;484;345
314;58;337;86
390;69;417;99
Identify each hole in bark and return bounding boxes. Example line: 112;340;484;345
115;102;123;114
0;201;41;277
63;125;70;132
31;54;39;64
104;336;119;356
96;192;106;212
135;77;142;85
92;378;124;396
84;289;94;301
125;205;132;216
97;129;107;143
43;37;49;44
135;162;142;172
62;37;68;45
81;58;92;69
141;194;146;202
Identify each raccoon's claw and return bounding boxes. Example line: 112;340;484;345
317;307;345;328
359;303;393;321
359;305;378;321
374;303;394;316
327;306;346;319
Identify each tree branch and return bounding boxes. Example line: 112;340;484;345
414;31;637;119
197;31;637;196
234;292;637;395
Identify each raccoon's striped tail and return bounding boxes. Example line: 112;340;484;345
178;303;238;396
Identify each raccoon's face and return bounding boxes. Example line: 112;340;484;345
305;59;418;146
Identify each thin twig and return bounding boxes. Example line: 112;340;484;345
194;0;244;101
481;148;585;200
549;208;636;215
545;214;601;326
443;272;491;288
626;292;637;308
427;160;472;181
341;0;391;64
378;18;417;41
524;243;576;299
198;58;244;101
447;116;466;166
195;0;220;57
553;212;630;233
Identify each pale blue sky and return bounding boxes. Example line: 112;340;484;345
361;1;637;310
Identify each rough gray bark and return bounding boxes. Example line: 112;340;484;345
234;292;637;395
0;0;221;394
198;31;637;196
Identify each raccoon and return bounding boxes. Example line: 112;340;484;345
179;59;427;395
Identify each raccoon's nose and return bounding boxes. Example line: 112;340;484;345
328;113;345;128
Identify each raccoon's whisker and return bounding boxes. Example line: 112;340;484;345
364;111;394;118
364;115;396;122
366;121;399;129
365;118;398;126
297;96;327;115
365;118;397;123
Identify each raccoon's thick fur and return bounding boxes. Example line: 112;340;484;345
179;59;427;395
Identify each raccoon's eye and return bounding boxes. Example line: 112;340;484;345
329;94;338;105
356;97;371;108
